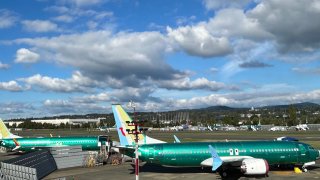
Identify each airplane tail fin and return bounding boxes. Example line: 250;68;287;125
0;119;21;139
112;104;165;146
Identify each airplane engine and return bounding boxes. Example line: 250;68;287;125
240;158;269;175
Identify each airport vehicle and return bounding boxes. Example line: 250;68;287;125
0;119;109;152
112;105;320;177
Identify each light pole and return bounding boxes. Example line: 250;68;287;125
126;101;147;180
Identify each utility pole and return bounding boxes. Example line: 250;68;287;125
126;101;147;180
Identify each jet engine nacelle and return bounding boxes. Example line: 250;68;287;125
240;158;269;175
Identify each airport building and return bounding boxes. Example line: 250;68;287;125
5;118;101;126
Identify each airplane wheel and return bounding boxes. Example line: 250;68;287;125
302;167;308;172
219;170;228;178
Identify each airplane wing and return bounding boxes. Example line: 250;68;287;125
200;146;253;168
173;135;181;143
201;145;269;177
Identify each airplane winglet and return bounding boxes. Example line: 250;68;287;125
209;145;223;171
174;135;181;143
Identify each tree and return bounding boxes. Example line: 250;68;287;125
288;105;297;126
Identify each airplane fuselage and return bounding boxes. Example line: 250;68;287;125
137;141;319;167
0;136;102;151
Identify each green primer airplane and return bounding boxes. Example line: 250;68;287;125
0;119;109;152
112;104;320;177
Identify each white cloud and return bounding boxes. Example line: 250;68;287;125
15;48;40;63
203;0;253;10
249;0;320;52
94;11;113;20
0;9;18;29
157;77;236;91
21;20;59;32
53;15;74;23
0;62;9;69
292;67;320;75
43;99;106;114
14;30;187;89
0;81;23;92
167;25;232;57
19;71;103;93
59;0;105;7
206;8;272;41
87;21;98;30
0;102;34;115
82;87;158;103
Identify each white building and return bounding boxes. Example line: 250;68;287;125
5;118;101;126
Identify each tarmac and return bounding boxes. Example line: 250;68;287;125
1;130;320;179
45;160;320;180
1;152;320;180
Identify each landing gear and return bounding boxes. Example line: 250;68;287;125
302;166;308;172
218;170;228;178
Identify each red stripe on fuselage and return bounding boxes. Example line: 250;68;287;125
13;139;20;146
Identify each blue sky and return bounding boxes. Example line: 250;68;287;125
1;0;320;119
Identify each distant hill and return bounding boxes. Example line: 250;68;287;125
197;105;249;111
261;102;320;110
184;102;320;112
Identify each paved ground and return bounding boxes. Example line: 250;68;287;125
44;161;320;180
1;152;320;180
1;130;320;179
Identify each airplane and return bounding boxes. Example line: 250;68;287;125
269;126;287;131
0;119;110;152
112;104;320;178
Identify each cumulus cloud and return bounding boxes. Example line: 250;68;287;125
206;8;272;41
0;81;23;92
19;71;103;93
81;87;159;103
21;20;59;32
167;26;232;57
15;48;40;63
157;77;237;91
0;9;18;29
249;0;320;52
43;99;107;114
14;31;188;88
0;62;9;69
239;61;273;68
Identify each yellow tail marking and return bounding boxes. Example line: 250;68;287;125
116;106;145;144
0;120;10;138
